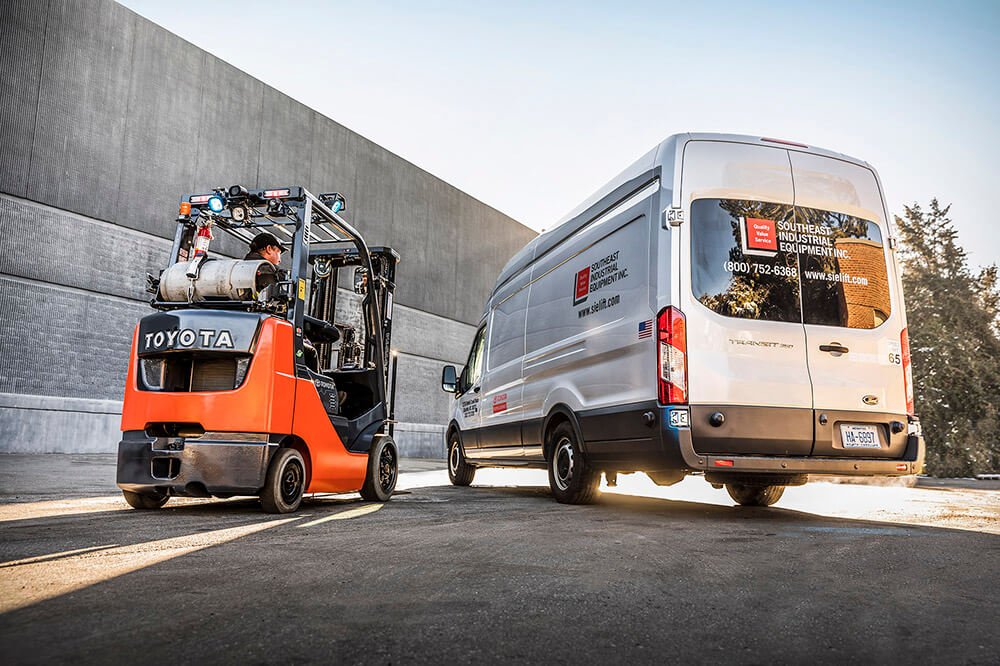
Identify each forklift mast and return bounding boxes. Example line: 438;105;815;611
156;185;397;421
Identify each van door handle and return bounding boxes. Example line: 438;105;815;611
819;344;850;354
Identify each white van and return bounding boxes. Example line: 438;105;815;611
441;133;924;507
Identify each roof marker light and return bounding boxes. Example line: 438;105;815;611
190;194;212;204
263;188;290;199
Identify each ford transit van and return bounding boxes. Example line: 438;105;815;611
441;133;924;507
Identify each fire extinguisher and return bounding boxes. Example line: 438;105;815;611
186;219;213;279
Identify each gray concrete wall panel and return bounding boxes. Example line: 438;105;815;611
0;195;170;302
27;0;135;221
257;88;315;188
0;276;143;401
392;352;459;425
115;17;203;237
308;114;355;202
192;54;264;204
0;0;48;197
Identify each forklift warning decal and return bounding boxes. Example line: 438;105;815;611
142;328;234;352
492;393;508;414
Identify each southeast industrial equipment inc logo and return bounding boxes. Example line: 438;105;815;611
573;250;627;306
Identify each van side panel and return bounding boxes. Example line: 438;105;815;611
520;195;655;456
475;272;530;458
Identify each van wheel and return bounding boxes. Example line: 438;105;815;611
261;448;306;513
725;483;785;507
122;489;169;510
448;433;475;486
360;436;398;501
547;422;599;504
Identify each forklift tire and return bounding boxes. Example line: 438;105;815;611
725;483;785;507
448;432;475;486
260;448;306;514
547;422;600;505
122;489;169;510
360;436;398;502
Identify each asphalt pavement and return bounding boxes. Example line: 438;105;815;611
1;454;998;664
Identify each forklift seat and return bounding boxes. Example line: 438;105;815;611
303;315;340;344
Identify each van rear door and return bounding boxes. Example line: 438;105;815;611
681;141;813;456
789;152;909;458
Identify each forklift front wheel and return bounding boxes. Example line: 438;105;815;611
260;448;307;514
360;436;398;502
122;489;169;510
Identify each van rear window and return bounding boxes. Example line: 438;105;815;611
691;199;800;323
691;199;891;329
796;206;891;329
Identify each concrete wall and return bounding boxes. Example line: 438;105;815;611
0;0;536;457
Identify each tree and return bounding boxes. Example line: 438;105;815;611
895;200;1000;476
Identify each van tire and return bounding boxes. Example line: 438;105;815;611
547;422;599;504
725;483;784;507
122;489;169;510
360;436;398;502
448;433;475;486
261;448;306;513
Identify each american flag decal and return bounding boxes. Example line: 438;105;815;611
638;319;653;339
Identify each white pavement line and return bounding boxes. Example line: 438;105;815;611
0;544;119;569
297;503;383;527
0;516;300;614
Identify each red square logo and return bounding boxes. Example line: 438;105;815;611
745;218;778;251
574;266;590;305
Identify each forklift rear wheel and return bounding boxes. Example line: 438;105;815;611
448;433;475;486
261;448;306;513
122;489;169;510
725;483;785;507
360;436;398;501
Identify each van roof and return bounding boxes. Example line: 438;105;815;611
490;132;874;300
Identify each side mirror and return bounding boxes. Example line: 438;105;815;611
354;267;368;294
441;365;458;393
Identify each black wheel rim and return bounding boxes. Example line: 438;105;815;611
280;459;304;504
378;444;397;493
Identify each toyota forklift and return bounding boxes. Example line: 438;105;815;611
117;185;400;513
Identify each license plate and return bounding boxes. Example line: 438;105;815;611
840;424;881;449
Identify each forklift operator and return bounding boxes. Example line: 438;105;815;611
244;232;284;265
244;231;329;376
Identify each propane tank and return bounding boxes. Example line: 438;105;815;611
160;259;278;302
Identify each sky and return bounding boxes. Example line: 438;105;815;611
120;0;1000;269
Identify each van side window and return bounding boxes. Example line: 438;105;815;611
691;199;800;323
487;289;528;370
460;326;487;392
796;207;891;329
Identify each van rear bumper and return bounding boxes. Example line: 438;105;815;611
116;430;280;497
665;408;925;477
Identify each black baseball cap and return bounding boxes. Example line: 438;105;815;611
249;232;285;253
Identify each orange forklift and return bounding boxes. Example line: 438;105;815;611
117;185;400;513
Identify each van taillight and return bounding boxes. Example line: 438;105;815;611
901;327;914;416
657;306;687;405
